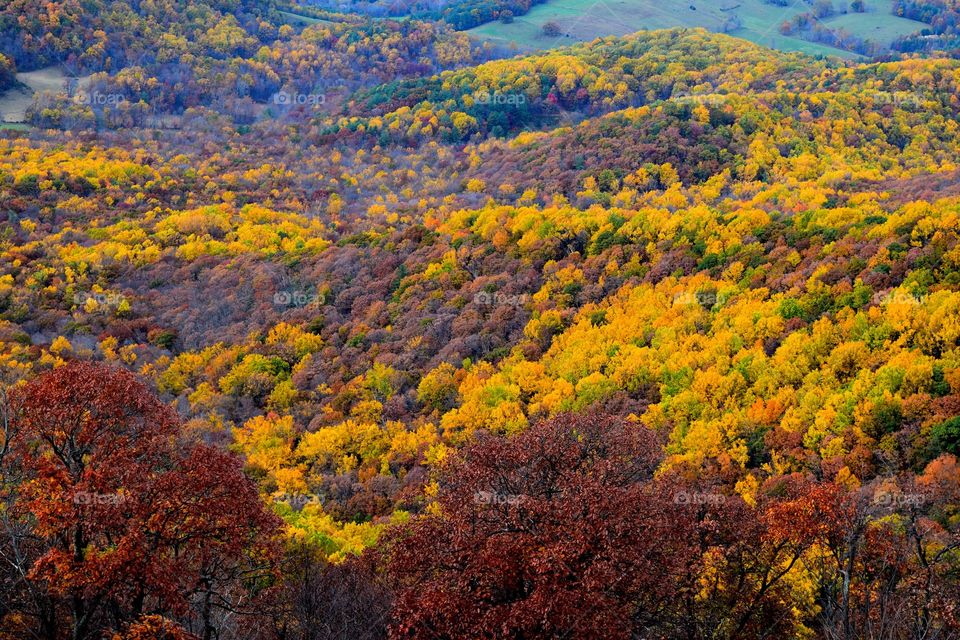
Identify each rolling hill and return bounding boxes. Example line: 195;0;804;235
0;4;960;639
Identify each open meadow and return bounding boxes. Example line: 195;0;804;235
468;0;926;57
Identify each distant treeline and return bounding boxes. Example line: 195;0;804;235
0;0;490;130
297;0;549;29
891;0;960;54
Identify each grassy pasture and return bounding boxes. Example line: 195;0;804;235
468;0;925;58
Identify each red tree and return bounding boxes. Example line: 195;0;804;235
0;362;282;639
384;413;693;639
382;413;855;639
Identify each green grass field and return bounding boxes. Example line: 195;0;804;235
276;9;334;25
468;0;926;59
823;1;924;42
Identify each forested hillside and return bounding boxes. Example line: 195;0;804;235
1;8;960;640
0;0;491;129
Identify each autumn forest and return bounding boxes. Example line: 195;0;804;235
0;0;960;638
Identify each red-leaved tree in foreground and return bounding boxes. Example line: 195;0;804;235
382;413;960;640
0;361;282;640
381;413;810;638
